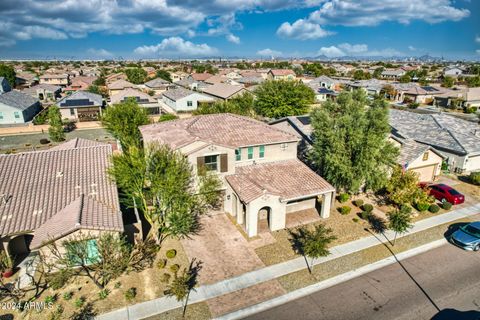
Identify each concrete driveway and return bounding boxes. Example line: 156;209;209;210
181;213;265;285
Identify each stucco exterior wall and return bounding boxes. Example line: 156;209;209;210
235;141;298;167
0;102;40;124
286;198;316;213
407;149;443;178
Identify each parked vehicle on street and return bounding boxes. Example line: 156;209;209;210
449;221;480;251
424;183;465;205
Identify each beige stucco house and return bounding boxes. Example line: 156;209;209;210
140;114;335;237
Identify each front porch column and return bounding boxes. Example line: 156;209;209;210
1;237;10;255
320;192;332;218
245;204;258;238
236;200;244;225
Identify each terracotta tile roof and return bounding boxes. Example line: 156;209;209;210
49;138;107;151
202;83;245;99
191;73;213;81
107;79;135;90
110;88;156;104
140;113;299;149
269;69;295;76
0;143;122;241
226;159;335;203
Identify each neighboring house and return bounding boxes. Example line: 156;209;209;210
161;88;214;113
267;69;296;81
105;72;127;85
170;71;188;83
315;88;336;102
39;73;69;87
202;83;247;101
0;140;126;263
269;115;313;159
57;91;104;122
389;134;444;182
389;109;480;172
23;84;62;102
400;85;444;104
0;91;41;124
444;67;464;77
0;77;11;93
237;75;265;87
111;88;160;114
15;72;38;88
307;75;337;91
381;69;406;80
107;79;135;96
65;76;97;93
143;67;157;78
144;78;174;95
346;79;384;96
189;73;214;82
140;114;335;237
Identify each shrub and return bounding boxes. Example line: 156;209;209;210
415;202;430;212
48;269;71;290
98;289;110;300
338;193;350;203
125;288;137;301
352;218;359;223
166;249;177;259
353;199;364;207
400;204;412;215
114;282;121;289
157;259;167;269
161;273;171;283
428;204;440;213
469;171;480;186
63;292;73;301
338;206;351;215
170;264;180;273
441;201;452;210
74;297;85;308
45;295;57;304
40;138;50;145
361;204;374;213
361;211;371;220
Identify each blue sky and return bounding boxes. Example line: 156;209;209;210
0;0;478;60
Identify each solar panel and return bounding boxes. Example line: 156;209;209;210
421;86;438;92
297;116;311;126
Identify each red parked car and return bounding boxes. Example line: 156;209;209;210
426;184;465;205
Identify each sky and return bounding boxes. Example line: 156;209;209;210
0;0;479;60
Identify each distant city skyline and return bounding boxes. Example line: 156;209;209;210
0;0;479;60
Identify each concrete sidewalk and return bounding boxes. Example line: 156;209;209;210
97;202;480;320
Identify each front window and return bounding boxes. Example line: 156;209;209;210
422;152;429;161
187;101;193;107
235;148;241;161
204;155;218;171
247;147;253;160
14;112;20;119
65;239;100;266
259;145;265;158
70;108;75;116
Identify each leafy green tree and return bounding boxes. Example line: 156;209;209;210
465;76;480;88
101;98;149;149
442;76;455;88
48;106;65;142
373;67;384;79
386;166;433;206
381;85;396;100
289;224;336;273
159;113;179;122
165;260;200;317
254;80;314;118
0;64;16;87
419;77;430;86
125;68;147;84
197;167;222;209
93;76;106;86
309;90;399;193
194;92;255;117
399;74;411;83
108;144;202;243
353;70;371;80
387;206;413;245
156;69;172;82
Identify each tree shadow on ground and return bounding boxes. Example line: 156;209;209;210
367;215;388;234
431;308;480;320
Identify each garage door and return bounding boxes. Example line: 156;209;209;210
410;165;436;182
466;155;480;172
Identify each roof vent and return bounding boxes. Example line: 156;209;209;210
32;209;43;216
0;194;11;205
56;171;64;178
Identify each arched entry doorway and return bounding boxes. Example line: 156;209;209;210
7;234;33;264
258;206;272;233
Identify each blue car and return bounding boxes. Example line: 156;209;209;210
449;222;480;251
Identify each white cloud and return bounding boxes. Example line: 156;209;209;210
338;43;368;53
476;36;480;43
134;37;218;57
477;49;480;55
276;19;332;40
13;26;68;41
317;43;403;57
317;46;345;57
257;48;283;56
226;34;240;44
87;48;114;58
408;45;417;51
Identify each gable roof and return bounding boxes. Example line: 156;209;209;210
57;90;103;108
190;73;213;81
107;79;135;90
0;143;122;240
23;84;62;95
269;69;295;76
140;113;299;150
162;87;198;101
110;88;156;104
202;83;245;99
49;138;107;151
145;78;170;88
0;90;38;110
390;134;444;166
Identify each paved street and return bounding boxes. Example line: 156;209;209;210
244;244;480;320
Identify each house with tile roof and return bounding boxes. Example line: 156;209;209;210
0;90;41;124
140;114;335;237
39;73;69;87
111;88;160;114
202;83;247;101
144;78;175;95
389;109;480;172
267;69;296;81
65;76;97;93
161;87;214;113
57;91;104;122
0;140;125;265
107;79;135;96
23;84;62;102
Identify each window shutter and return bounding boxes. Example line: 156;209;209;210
220;154;228;172
197;156;205;170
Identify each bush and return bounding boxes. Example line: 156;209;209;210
166;249;177;259
353;199;364;207
441;201;452;210
98;289;110;300
40;138;50;145
361;204;374;213
114;282;121;289
125;288;137;301
415;202;430;212
157;259;167;269
469;171;480;186
338;206;351;215
161;273;171;283
48;269;71;290
170;264;180;273
63;292;73;301
361;211;372;220
338;193;350;203
352;218;359;223
428;204;440;213
74;297;85;308
45;295;57;304
400;204;412;214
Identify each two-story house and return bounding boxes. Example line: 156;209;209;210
267;69;296;81
140;114;335;237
